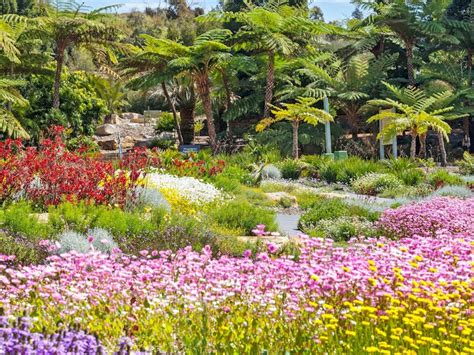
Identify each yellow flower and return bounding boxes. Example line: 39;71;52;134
429;349;440;354
364;346;379;353
345;330;356;337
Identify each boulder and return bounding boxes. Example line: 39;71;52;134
265;192;298;207
97;138;118;151
122;112;143;122
120;136;135;149
95;124;117;136
104;114;122;125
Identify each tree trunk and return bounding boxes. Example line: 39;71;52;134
161;82;183;146
263;50;275;118
418;133;426;159
437;131;447;167
405;39;416;87
52;46;65;109
221;69;233;141
410;132;417;159
463;48;473;151
292;121;299;159
196;72;217;153
180;104;195;144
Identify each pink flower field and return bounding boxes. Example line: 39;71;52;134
0;197;473;353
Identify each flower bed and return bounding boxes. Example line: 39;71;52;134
0;224;472;352
146;172;223;205
378;197;474;238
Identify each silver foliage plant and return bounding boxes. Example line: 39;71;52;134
56;228;118;255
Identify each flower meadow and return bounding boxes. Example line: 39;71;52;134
0;198;472;353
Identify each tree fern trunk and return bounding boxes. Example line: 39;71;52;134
405;40;415;87
292;121;299;159
221;69;234;141
161;82;183;146
196;72;217;153
410;132;417;159
438;131;447;167
464;48;473;151
263;50;275;118
180;104;195;145
419;133;426;159
52;47;65;109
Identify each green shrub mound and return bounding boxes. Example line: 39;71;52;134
352;173;403;196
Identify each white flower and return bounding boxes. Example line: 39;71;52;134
146;173;222;205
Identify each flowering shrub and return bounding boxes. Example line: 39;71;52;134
0;129;142;208
0;317;113;353
378;197;474;238
146;173;223;205
164;154;225;178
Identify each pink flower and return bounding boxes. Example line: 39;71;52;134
243;249;252;258
267;243;278;254
39;240;50;247
87;236;94;243
139;250;148;257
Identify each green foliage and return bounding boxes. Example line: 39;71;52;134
306;216;377;242
155;112;176;133
352;173;403;196
20;72;107;138
209;199;277;235
1;202;51;238
0;232;48;265
426;169;464;187
298;198;378;231
66;135;100;152
318;157;383;184
277;159;302;180
456;152;474;175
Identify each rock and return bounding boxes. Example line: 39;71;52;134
95;124;117;136
32;213;49;224
122;112;143;122
120;136;135;149
104;114;122;124
97;138;118;151
265;192;298;207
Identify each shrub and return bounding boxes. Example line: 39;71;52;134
126;187;170;211
426;169;464;188
306;216;376;242
299;198;378;230
1;202;51;238
260;164;282;180
352;173;402;196
378;197;474;238
87;228;119;254
57;231;90;254
66;135;100;153
278;159;301;180
155;112;176;133
430;185;473;199
0;232;49;265
209;199;277;235
455;152;474;175
318;157;383;184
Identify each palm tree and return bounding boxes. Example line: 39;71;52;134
256;97;333;159
0;15;29;138
133;30;232;152
366;82;466;165
279;51;398;138
41;1;126;109
202;0;332;117
355;0;448;86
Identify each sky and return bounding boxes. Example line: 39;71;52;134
84;0;358;22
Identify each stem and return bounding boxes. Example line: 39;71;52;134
52;45;65;109
292;121;299;159
438;131;447;167
263;50;275;118
410;132;417;159
161;82;183;146
405;39;415;87
196;72;217;153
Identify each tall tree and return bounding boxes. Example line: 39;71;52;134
367;82;465;164
204;1;331;117
130;30;232;152
355;0;448;86
445;0;474;149
256;97;333;158
41;1;125;109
